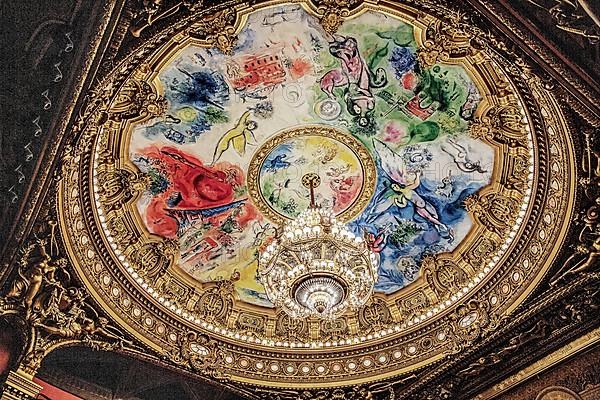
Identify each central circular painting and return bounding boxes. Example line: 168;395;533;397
129;4;494;306
247;125;376;223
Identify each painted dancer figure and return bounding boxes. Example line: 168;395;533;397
440;136;487;173
371;139;454;241
211;111;258;165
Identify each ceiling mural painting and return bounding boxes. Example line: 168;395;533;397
128;5;494;305
45;0;579;392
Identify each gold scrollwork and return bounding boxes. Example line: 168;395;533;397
276;311;310;341
129;0;206;38
470;104;529;151
418;15;482;68
236;312;267;336
320;317;349;341
464;193;519;238
312;0;363;34
358;298;392;333
422;256;468;300
170;331;229;380
191;272;239;325
130;239;178;280
449;299;493;349
108;79;167;122
398;290;431;321
188;9;239;55
96;167;151;213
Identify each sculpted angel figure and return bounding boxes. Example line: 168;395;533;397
371;139;453;240
6;240;64;317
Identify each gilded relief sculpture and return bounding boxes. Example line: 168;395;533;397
0;225;135;377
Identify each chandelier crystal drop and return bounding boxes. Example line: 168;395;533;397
258;173;379;320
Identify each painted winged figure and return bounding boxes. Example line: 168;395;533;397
372;139;454;241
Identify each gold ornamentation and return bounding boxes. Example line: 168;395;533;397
155;274;192;308
1;369;43;400
313;0;363;34
422;256;468;300
106;214;138;248
4;240;67;319
358;298;392;332
188;9;238;55
398;290;430;321
524;0;600;43
255;376;416;399
1;233;134;376
97;167;150;213
464;194;519;237
129;0;205;37
470;104;529;151
131;239;178;279
192;272;239;325
236;312;266;336
108;79;167;122
320;318;349;341
503;153;530;192
417;15;481;68
275;312;310;341
170;331;228;380
467;237;498;267
551;131;600;285
450;299;493;347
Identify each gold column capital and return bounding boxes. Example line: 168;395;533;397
1;369;43;400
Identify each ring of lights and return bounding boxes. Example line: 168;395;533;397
58;0;576;388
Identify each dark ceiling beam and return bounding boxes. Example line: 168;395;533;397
114;367;177;399
37;369;113;400
0;0;126;287
182;381;202;400
464;0;600;120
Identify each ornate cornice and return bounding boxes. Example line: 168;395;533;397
462;0;600;125
475;327;600;399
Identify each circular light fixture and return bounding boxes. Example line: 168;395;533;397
259;173;378;319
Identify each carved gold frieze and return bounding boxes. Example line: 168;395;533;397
188;9;239;55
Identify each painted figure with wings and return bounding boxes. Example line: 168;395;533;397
371;139;454;241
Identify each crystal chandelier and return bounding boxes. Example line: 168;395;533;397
258;173;378;320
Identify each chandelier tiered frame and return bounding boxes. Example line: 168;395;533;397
258;173;379;320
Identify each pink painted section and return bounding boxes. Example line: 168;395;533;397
33;378;84;400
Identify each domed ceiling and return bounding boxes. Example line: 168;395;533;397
129;5;495;306
56;0;576;391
